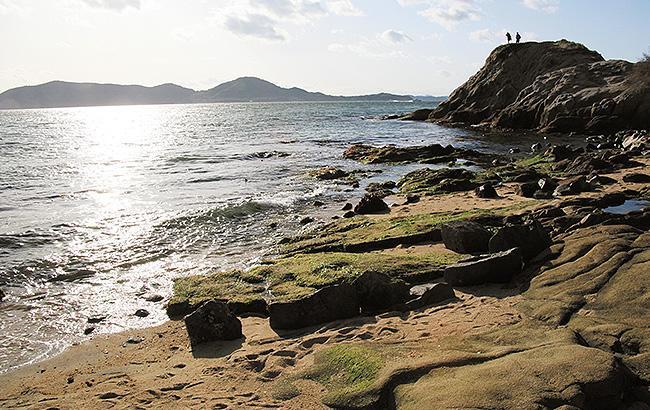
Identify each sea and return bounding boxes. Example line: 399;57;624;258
0;101;551;372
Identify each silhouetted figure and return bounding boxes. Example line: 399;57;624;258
516;32;521;43
506;32;512;43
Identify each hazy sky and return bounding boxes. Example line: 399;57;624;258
1;0;649;95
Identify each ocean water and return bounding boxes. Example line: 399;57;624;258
0;101;547;372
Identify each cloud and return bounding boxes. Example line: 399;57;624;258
522;0;559;13
397;0;482;30
326;0;363;16
380;29;413;44
80;0;141;12
224;13;286;41
217;0;362;41
0;0;30;15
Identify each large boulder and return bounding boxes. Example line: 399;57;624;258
430;40;650;134
398;168;477;195
183;300;243;345
444;248;523;286
488;222;551;261
431;40;604;126
354;194;389;214
441;221;491;254
268;284;360;330
352;271;411;313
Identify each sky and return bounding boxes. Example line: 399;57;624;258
1;0;649;96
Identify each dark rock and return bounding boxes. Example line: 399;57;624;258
509;169;545;183
268;284;359;330
531;143;543;153
143;293;164;303
354;194;389;215
546;145;580;161
561;155;612;176
341;202;353;211
537;177;558;192
404;193;420;204
623;173;650;183
342;211;356;218
441;221;491;254
400;108;434;121
554;176;592;196
352;271;410;313
404;283;455;310
84;326;96;335
0;288;4;302
488;222;551;261
313;200;325;207
474;183;499;198
533;190;553;199
587;174;617;185
309;166;348;180
515;182;539;198
134;309;150;318
87;316;106;324
595;192;627;208
269;222;278;229
365;182;395;198
299;216;315;225
183;300;242;345
509;148;521;154
533;206;565;219
444;248;523;286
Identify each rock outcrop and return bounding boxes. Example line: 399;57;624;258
427;40;650;134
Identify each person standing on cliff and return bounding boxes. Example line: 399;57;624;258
506;32;512;43
516;32;521;43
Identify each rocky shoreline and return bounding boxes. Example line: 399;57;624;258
2;40;650;409
1;125;649;408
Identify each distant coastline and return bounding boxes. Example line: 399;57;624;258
0;76;446;110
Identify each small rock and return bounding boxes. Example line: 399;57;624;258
342;211;356;218
515;182;538;198
341;202;353;211
126;336;143;344
134;309;150;318
405;283;455;310
84;326;96;335
67;375;74;384
474;183;499;199
143;293;164;303
509;148;521;154
299;216;315;225
313;200;325;207
87;316;106;324
404;193;420;204
354;194;389;215
352;271;410;313
184;300;242;345
0;288;4;302
269;222;278;229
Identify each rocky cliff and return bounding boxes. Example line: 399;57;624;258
429;40;650;134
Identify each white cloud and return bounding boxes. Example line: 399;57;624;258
397;0;482;30
216;0;362;41
224;13;286;41
522;0;559;13
0;0;30;15
421;0;482;30
380;29;413;44
326;0;363;16
80;0;141;12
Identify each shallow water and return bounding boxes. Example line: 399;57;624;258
603;199;650;214
0;101;556;372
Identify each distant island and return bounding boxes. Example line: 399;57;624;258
0;77;424;110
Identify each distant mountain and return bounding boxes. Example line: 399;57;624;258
0;77;414;109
